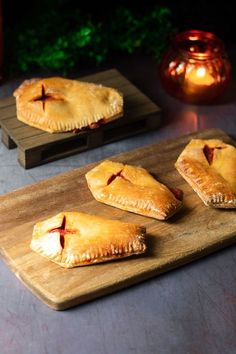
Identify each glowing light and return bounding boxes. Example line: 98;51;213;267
186;66;215;86
176;62;184;74
159;30;231;103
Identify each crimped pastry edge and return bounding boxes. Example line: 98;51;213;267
175;160;236;208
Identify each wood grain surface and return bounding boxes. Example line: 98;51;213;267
0;69;161;168
0;128;235;310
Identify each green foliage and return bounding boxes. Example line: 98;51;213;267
5;5;176;76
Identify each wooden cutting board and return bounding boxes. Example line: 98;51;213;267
0;128;235;311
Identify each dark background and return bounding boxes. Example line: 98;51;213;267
1;0;235;80
3;0;234;44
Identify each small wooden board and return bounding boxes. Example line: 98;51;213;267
0;69;161;169
0;128;235;311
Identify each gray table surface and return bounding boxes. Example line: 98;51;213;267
1;56;236;354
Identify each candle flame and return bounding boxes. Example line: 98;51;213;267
186;66;215;86
196;67;206;78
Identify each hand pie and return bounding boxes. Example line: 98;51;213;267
13;77;123;133
85;160;183;220
175;139;236;208
30;211;146;268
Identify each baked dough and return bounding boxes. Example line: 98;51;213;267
13;77;123;133
175;139;236;208
30;211;146;268
85;160;183;220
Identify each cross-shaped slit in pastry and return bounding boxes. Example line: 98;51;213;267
107;169;130;185
32;84;64;111
203;144;226;165
49;215;67;248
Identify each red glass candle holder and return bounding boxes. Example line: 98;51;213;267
159;30;231;104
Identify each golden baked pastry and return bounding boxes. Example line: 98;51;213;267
175;139;236;208
30;211;146;268
85;160;183;220
13;77;123;133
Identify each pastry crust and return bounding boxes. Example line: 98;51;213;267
13;77;123;133
175;139;236;208
85;160;183;220
30;212;146;268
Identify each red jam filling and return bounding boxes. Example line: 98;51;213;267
169;187;183;201
72;119;105;133
107;170;131;185
50;228;77;236
203;145;215;164
60;234;64;248
107;173;119;185
203;145;224;165
48;216;78;248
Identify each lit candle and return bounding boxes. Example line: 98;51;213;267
186;66;215;86
184;65;216;97
160;30;231;103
